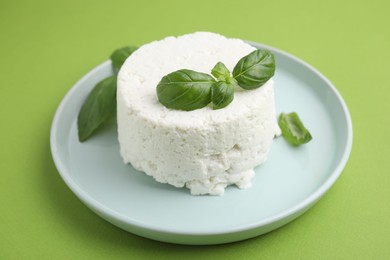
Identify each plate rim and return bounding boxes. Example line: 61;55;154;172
50;40;353;239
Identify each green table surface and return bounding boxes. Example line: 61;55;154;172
1;0;389;259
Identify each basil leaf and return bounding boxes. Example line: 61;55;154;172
77;76;117;142
232;49;275;90
211;62;231;81
212;81;234;110
278;112;312;146
110;46;138;74
156;69;215;111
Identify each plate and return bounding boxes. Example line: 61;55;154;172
50;41;352;245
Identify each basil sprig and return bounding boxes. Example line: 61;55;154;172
156;49;275;111
278;112;312;146
77;46;137;142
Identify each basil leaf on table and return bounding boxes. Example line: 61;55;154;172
278;112;312;146
77;76;117;142
211;81;234;110
110;46;138;74
233;49;275;90
156;69;215;111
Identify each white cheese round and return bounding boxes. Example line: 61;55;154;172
117;32;278;195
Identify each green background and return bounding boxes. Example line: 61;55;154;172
1;0;389;259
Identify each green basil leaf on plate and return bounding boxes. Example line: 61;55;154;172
211;81;234;110
278;112;312;146
110;46;138;74
156;69;215;111
77;76;117;142
233;49;275;90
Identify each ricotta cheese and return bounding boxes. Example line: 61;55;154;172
117;32;278;195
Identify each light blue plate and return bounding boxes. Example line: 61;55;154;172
50;41;352;245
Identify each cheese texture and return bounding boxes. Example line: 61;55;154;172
117;32;278;195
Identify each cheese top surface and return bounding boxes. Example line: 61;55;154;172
118;32;271;128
